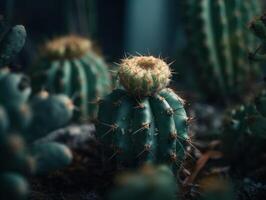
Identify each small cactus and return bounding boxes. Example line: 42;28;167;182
96;56;189;171
30;35;111;121
108;165;177;200
0;24;26;68
248;13;266;62
26;91;74;141
222;90;266;171
180;0;261;100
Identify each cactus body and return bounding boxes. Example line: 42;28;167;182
31;35;111;120
109;165;177;200
0;25;26;68
222;90;266;171
0;69;31;108
0;173;29;200
181;0;261;100
27;92;74;141
29;142;73;175
97;56;189;171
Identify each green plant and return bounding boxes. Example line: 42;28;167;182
0;24;73;200
180;0;261;101
248;12;266;62
0;24;26;68
222;90;266;172
108;165;177;200
30;35;111;121
96;56;189;171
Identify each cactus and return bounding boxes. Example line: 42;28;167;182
96;56;189;171
108;165;177;200
0;24;74;200
26;91;74;141
0;24;26;68
222;90;266;171
0;173;29;200
30;35;111;121
248;12;266;62
181;0;261;100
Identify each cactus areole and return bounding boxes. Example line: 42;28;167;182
97;56;189;171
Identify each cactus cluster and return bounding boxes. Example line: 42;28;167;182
96;56;189;172
249;12;266;62
0;24;74;200
30;35;111;121
181;0;261;100
108;165;177;200
222;90;266;171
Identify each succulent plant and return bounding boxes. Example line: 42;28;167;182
222;90;266;172
96;56;189;171
0;24;26;68
26;91;74;142
248;12;266;62
0;24;74;199
30;35;111;121
180;0;261;101
108;165;177;200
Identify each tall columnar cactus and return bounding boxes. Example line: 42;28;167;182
222;90;266;171
181;0;261;100
108;165;177;200
30;35;111;121
96;56;189;171
248;12;266;62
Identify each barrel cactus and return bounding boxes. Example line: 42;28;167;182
96;56;189;171
181;0;261;101
248;12;266;62
30;35;111;121
108;165;177;200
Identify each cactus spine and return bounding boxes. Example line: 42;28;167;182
181;0;261;100
108;165;177;200
31;35;111;121
97;56;189;171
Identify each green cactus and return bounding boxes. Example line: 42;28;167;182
248;12;266;62
30;35;111;121
96;56;189;171
0;24;26;68
222;90;266;171
0;173;29;200
0;24;74;200
26;91;74;141
180;0;261;100
108;165;177;200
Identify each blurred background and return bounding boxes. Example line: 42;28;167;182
0;0;183;65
